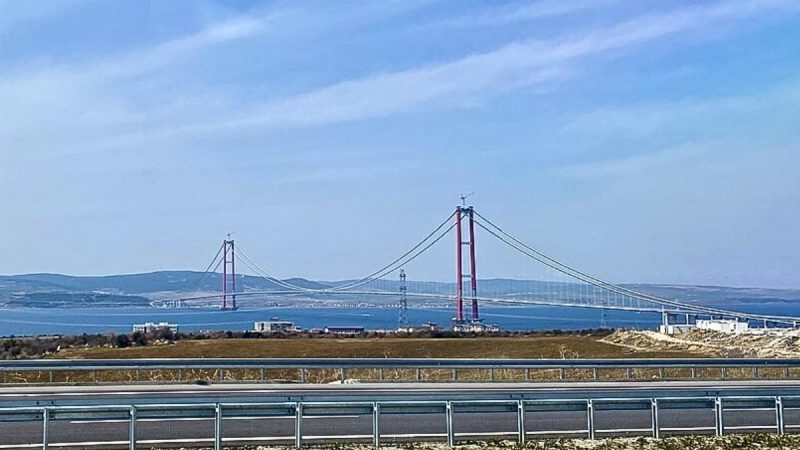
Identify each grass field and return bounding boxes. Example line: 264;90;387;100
0;335;702;384
55;335;695;360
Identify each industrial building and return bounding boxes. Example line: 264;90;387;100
254;319;298;333
324;326;365;335
132;322;178;334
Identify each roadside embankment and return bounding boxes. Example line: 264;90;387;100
153;434;800;450
602;328;800;358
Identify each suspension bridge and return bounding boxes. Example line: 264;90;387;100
173;206;799;330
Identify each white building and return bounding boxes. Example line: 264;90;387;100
453;321;499;332
254;319;297;333
658;323;695;335
132;322;178;333
696;319;749;334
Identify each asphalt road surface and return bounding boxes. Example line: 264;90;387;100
0;381;798;448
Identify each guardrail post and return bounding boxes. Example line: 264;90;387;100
651;398;659;438
524;368;530;381
776;396;785;435
129;405;137;450
42;407;50;450
559;368;564;380
416;368;421;381
784;367;790;379
714;397;724;436
490;368;495;381
177;369;182;383
691;367;696;379
372;402;381;447
299;368;305;383
626;367;632;379
445;401;454;447
658;368;665;379
752;367;758;378
49;371;53;383
721;367;727;379
261;368;266;382
379;368;384;381
135;369;140;382
341;368;346;382
295;402;303;448
452;368;457;381
214;403;222;450
219;369;225;382
517;400;526;444
592;368;598;380
587;399;595;440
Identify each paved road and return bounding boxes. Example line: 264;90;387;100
0;381;797;448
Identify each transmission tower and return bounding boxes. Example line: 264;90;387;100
398;269;408;329
221;238;237;310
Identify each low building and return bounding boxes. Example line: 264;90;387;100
132;322;178;334
658;323;695;335
254;319;297;333
453;321;499;332
398;322;441;333
697;319;749;334
324;326;365;335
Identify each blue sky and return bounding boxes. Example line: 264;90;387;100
1;0;799;288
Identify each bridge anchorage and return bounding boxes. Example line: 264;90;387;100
181;204;800;332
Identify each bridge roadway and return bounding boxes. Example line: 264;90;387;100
1;381;799;448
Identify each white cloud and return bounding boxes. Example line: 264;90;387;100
205;0;799;132
562;78;800;139
555;143;709;178
1;0;798;163
433;0;621;28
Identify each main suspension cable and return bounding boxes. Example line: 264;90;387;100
331;211;457;291
473;210;792;321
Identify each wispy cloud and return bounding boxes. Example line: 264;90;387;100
206;0;799;132
555;143;709;178
562;78;800;139
2;0;798;162
433;0;621;28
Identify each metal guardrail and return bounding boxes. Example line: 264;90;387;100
0;395;797;449
2;358;800;383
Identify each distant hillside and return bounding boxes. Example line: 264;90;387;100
0;271;797;308
0;271;330;308
0;272;329;294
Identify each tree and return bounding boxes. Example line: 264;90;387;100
132;331;148;346
116;334;131;348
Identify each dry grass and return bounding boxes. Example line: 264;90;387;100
19;336;704;384
53;336;696;360
152;434;800;450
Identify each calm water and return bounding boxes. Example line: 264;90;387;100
2;301;800;336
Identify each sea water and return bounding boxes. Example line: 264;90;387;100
1;301;798;336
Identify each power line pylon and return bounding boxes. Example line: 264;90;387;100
221;238;237;310
398;269;408;329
